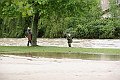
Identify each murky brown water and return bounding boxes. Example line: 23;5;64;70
1;52;120;61
0;38;120;48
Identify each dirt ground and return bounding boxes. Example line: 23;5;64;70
0;55;120;80
0;38;120;48
0;38;120;80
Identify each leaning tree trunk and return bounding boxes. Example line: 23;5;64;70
32;12;39;46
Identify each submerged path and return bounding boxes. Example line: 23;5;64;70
0;38;120;48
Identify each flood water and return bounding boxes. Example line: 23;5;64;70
1;52;120;61
0;38;120;48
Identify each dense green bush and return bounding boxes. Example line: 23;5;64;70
1;17;120;39
74;18;120;39
74;25;88;38
99;25;114;39
0;16;32;38
0;0;120;39
114;26;120;38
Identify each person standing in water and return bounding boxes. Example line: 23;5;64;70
25;27;32;46
66;33;73;47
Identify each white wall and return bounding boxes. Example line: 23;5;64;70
101;0;109;11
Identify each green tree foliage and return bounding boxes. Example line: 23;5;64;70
110;0;120;18
74;19;120;39
0;0;120;45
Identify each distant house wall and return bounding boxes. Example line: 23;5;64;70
101;0;120;18
116;0;120;4
101;0;109;11
101;0;110;18
101;0;120;11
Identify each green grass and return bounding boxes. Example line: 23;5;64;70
0;46;120;54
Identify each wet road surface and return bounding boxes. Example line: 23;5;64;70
0;55;120;80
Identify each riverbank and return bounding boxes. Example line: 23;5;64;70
0;46;120;55
1;38;120;55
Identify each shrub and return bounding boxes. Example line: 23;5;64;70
99;25;114;39
75;25;88;38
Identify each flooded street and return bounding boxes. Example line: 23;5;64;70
0;55;120;80
0;38;120;48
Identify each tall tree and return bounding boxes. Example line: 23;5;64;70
0;0;100;45
24;0;90;46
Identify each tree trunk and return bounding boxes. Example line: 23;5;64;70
32;12;39;46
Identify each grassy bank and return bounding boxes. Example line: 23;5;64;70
0;46;120;54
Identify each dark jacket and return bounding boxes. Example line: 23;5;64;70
67;34;73;43
26;31;32;41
